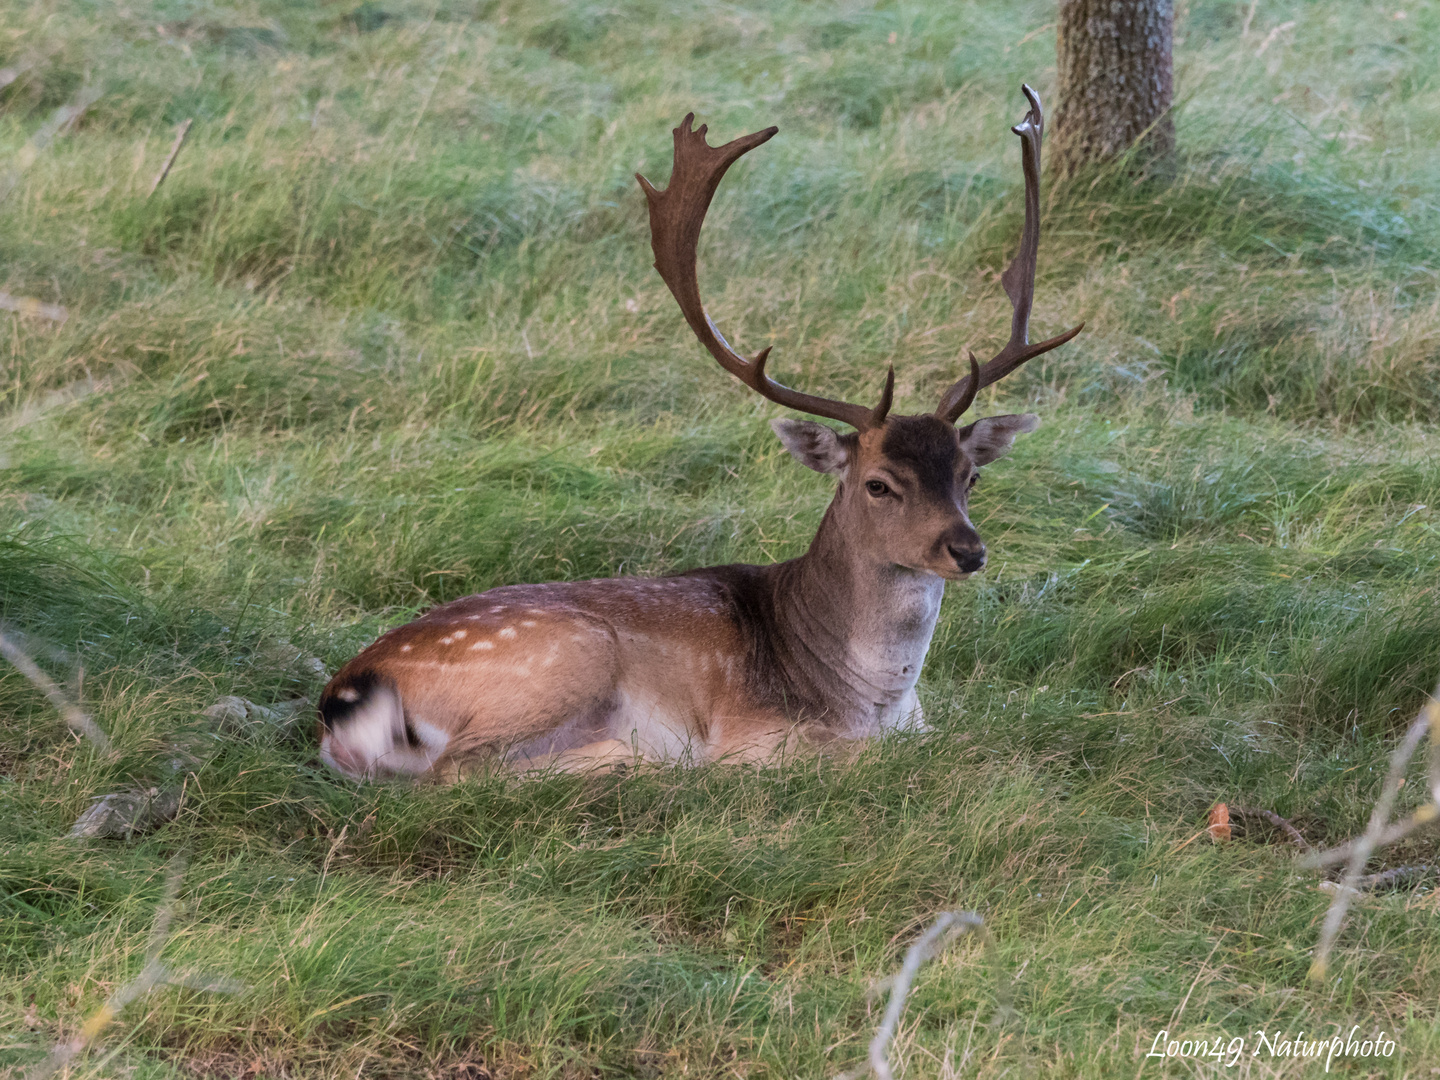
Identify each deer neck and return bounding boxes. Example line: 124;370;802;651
771;501;944;732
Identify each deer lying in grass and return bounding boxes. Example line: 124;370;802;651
319;86;1081;780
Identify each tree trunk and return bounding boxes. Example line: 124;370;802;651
1051;0;1175;178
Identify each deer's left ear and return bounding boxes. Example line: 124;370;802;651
956;413;1040;466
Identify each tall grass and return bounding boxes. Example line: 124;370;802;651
3;0;1440;1076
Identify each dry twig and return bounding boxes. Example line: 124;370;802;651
0;84;100;202
147;118;193;198
0;628;109;751
1318;865;1434;895
1231;805;1311;851
1304;685;1440;980
1355;864;1432;889
25;855;244;1080
836;911;1010;1080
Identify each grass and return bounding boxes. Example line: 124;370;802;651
2;0;1440;1075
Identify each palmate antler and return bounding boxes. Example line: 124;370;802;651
638;88;1080;430
935;85;1084;422
637;115;894;432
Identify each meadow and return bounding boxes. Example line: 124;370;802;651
2;0;1440;1075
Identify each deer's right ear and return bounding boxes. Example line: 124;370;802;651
770;418;849;474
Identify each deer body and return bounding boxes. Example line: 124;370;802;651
318;547;939;778
318;89;1081;780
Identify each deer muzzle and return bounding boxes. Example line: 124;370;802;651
947;543;986;575
939;522;986;575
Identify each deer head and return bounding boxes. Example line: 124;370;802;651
637;86;1083;580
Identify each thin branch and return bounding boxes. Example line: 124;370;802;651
1429;692;1440;809
0;85;100;202
1320;865;1434;895
1356;864;1432;889
1230;806;1311;851
1307;687;1440;981
1302;805;1440;869
26;855;244;1080
0;620;79;673
147;118;193;198
0;628;109;751
836;911;1010;1080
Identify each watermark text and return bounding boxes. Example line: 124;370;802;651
1146;1027;1396;1071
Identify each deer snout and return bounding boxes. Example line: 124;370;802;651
946;542;986;574
940;523;986;575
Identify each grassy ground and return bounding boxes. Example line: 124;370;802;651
2;0;1440;1075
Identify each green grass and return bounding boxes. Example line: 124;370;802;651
3;0;1440;1075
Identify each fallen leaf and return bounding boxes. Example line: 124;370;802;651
1208;803;1231;842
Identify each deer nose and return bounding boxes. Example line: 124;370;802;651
947;543;986;574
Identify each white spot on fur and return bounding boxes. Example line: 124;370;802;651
499;627;517;640
472;640;494;650
439;636;453;646
400;644;412;653
337;687;359;702
453;629;467;640
521;620;537;628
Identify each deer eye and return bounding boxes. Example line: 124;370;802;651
865;479;891;497
967;472;980;489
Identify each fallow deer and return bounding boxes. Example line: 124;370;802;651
318;86;1081;780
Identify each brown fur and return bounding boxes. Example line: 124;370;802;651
318;413;1038;780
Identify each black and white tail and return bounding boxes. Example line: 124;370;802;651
318;671;446;778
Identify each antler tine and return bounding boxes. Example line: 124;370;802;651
948;352;982;420
638;114;893;431
937;85;1084;424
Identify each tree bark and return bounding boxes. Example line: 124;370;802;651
1051;0;1175;178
